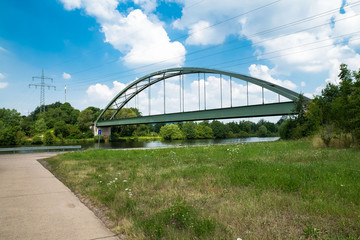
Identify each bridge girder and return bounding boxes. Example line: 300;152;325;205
96;67;309;126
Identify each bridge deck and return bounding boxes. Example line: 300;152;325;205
96;101;294;127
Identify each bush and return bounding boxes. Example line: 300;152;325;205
31;135;43;145
160;124;184;140
94;135;105;143
44;131;55;145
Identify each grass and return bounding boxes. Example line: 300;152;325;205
43;140;360;239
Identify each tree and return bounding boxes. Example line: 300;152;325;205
44;131;55;145
210;120;227;139
34;118;47;134
195;123;213;139
159;124;184;140
54;121;69;138
258;125;268;137
182;122;197;139
78;109;93;131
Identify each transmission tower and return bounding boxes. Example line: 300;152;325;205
29;69;56;113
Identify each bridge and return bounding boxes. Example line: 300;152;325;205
95;67;308;132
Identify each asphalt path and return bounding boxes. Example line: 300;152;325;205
0;152;119;240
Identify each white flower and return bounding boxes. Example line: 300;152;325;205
123;179;127;182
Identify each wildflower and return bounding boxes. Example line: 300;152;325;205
115;178;118;180
123;179;127;182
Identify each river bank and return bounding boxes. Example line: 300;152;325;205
42;140;360;239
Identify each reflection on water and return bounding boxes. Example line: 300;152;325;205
85;137;280;150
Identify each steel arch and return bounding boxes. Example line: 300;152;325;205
95;67;308;125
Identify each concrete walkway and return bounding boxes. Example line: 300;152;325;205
0;153;119;240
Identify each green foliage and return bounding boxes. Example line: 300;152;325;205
31;135;43;145
258;125;268;137
44;131;55;145
210;120;228;139
78;109;94;131
34;118;47;134
160;124;184;140
44;140;360;239
297;64;360;145
181;121;197;139
94;135;105;143
0;108;23;145
54;121;69;138
195;123;214;139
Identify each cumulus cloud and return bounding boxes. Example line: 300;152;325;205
86;81;126;106
248;64;297;90
185;21;226;45
62;72;72;79
175;0;360;86
0;82;8;89
123;72;292;116
60;0;186;69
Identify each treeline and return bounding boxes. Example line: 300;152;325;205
111;119;280;141
0;100;280;146
0;102;101;146
280;64;360;147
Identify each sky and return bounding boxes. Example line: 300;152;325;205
1;0;360;117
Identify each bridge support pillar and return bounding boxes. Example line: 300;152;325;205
93;125;111;138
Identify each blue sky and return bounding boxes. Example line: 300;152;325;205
1;0;360;116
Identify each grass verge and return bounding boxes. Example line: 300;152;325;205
43;140;360;239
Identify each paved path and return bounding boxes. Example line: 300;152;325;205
0;153;119;240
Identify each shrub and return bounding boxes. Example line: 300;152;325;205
44;131;55;145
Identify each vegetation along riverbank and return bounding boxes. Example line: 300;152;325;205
43;140;360;239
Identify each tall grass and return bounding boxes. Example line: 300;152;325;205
44;140;360;239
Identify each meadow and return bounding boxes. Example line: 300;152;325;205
43;140;360;239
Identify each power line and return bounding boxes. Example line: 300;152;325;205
69;4;360;87
69;13;360;89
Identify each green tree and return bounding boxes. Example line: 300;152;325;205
258;125;268;137
34;118;47;134
160;124;184;140
44;131;55;145
54;121;69;138
210;120;227;139
78;109;93;131
182;122;197;139
195;123;213;139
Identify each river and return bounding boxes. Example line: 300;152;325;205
0;137;280;154
85;137;280;149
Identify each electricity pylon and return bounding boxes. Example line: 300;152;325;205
29;69;56;113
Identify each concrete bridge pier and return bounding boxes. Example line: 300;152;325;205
92;125;111;138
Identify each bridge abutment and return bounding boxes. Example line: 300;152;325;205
93;125;111;138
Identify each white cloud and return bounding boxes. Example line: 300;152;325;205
124;73;292;116
132;0;157;13
62;72;72;79
0;46;6;52
185;21;226;45
61;0;81;10
0;73;5;79
248;64;297;90
301;81;306;87
86;81;126;106
60;0;186;69
175;0;360;87
0;82;8;89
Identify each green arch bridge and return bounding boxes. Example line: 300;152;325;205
95;67;308;128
